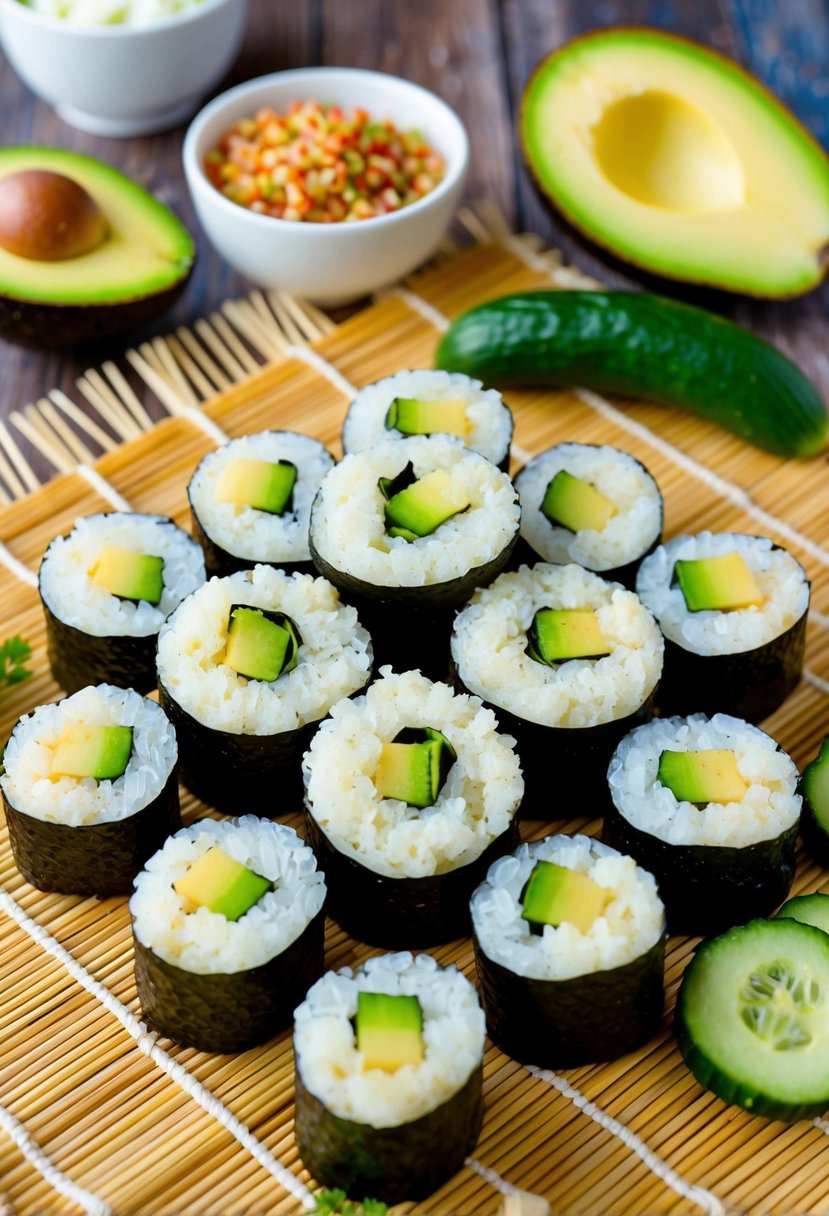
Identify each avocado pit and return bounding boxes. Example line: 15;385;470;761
0;169;107;261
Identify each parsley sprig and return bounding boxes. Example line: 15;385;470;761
0;636;32;690
312;1191;387;1216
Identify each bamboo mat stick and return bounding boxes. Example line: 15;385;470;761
99;362;154;432
204;312;260;376
0;419;38;492
48;391;119;452
75;373;142;442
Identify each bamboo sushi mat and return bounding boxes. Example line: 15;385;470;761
2;203;829;1216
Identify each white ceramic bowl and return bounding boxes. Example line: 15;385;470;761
182;67;469;306
0;0;249;137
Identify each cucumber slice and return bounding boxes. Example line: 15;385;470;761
676;917;829;1121
801;736;829;866
776;894;829;936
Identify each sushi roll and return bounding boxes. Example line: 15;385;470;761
302;668;522;947
514;442;662;587
293;952;485;1204
451;563;663;815
1;685;180;895
156;565;373;814
636;532;809;721
39;512;205;694
604;713;801;934
131;817;326;1052
187;430;335;578
471;834;666;1067
341;369;514;469
310;434;520;678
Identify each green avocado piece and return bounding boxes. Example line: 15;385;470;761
90;543;164;605
657;748;748;804
385;397;469;439
216;458;297;515
675;552;764;612
528;607;611;665
173;845;271;922
540;469;616;533
373;726;457;808
521;860;609;934
356;991;424;1071
0;146;195;349
51;723;133;780
384;468;470;539
520;28;829;297
225;605;302;682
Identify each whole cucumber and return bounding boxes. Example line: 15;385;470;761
434;291;828;458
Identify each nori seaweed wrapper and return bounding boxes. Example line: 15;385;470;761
2;770;180;895
133;905;325;1053
304;803;520;948
341;600;454;681
188;504;316;581
474;930;665;1067
602;800;799;936
42;595;158;695
158;677;317;816
508;534;661;591
294;1055;484;1204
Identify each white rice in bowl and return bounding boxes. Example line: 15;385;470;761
341;369;513;465
451;563;664;728
130;817;325;974
515;443;662;569
156;565;373;735
302;667;523;878
471;834;665;981
294;951;485;1127
309;435;520;588
0;685;176;826
636;532;809;656
607;713;801;848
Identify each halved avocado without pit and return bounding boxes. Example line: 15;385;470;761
0;147;195;348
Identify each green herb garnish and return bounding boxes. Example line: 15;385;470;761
0;637;32;690
312;1190;387;1216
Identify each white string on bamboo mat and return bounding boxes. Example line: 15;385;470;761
0;888;316;1211
0;542;36;589
388;287;451;334
466;1157;520;1195
526;1066;726;1216
286;345;357;399
0;1099;110;1216
179;404;229;447
75;465;131;513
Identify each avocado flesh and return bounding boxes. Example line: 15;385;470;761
520;28;829;297
521;860;609;934
386;397;470;439
374;741;436;807
356;991;425;1072
540;469;617;533
528;607;611;664
657;748;748;804
173;845;271;922
51;724;133;781
90;543;164;605
216;458;297;515
384;468;470;538
225;606;300;682
675;552;763;612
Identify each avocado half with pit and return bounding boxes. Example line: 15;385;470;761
520;28;829;297
0;146;195;347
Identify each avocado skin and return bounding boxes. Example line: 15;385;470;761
474;929;665;1068
0;275;191;349
133;905;325;1054
294;1056;483;1204
303;801;520;949
602;799;798;936
2;768;180;896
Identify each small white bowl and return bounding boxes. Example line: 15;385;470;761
182;67;469;306
0;0;249;137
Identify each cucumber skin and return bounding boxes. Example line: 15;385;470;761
801;737;829;867
435;292;828;459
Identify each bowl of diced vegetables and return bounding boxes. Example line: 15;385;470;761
0;0;249;137
182;67;469;305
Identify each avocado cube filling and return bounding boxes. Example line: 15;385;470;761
90;543;164;605
51;724;133;781
528;608;611;666
674;552;764;612
540;469;617;533
173;845;271;921
382;468;470;540
374;726;457;808
385;397;470;439
225;605;302;682
521;860;609;934
356;991;425;1072
216;458;297;515
657;748;748;805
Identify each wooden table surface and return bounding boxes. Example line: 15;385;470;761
2;0;828;482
